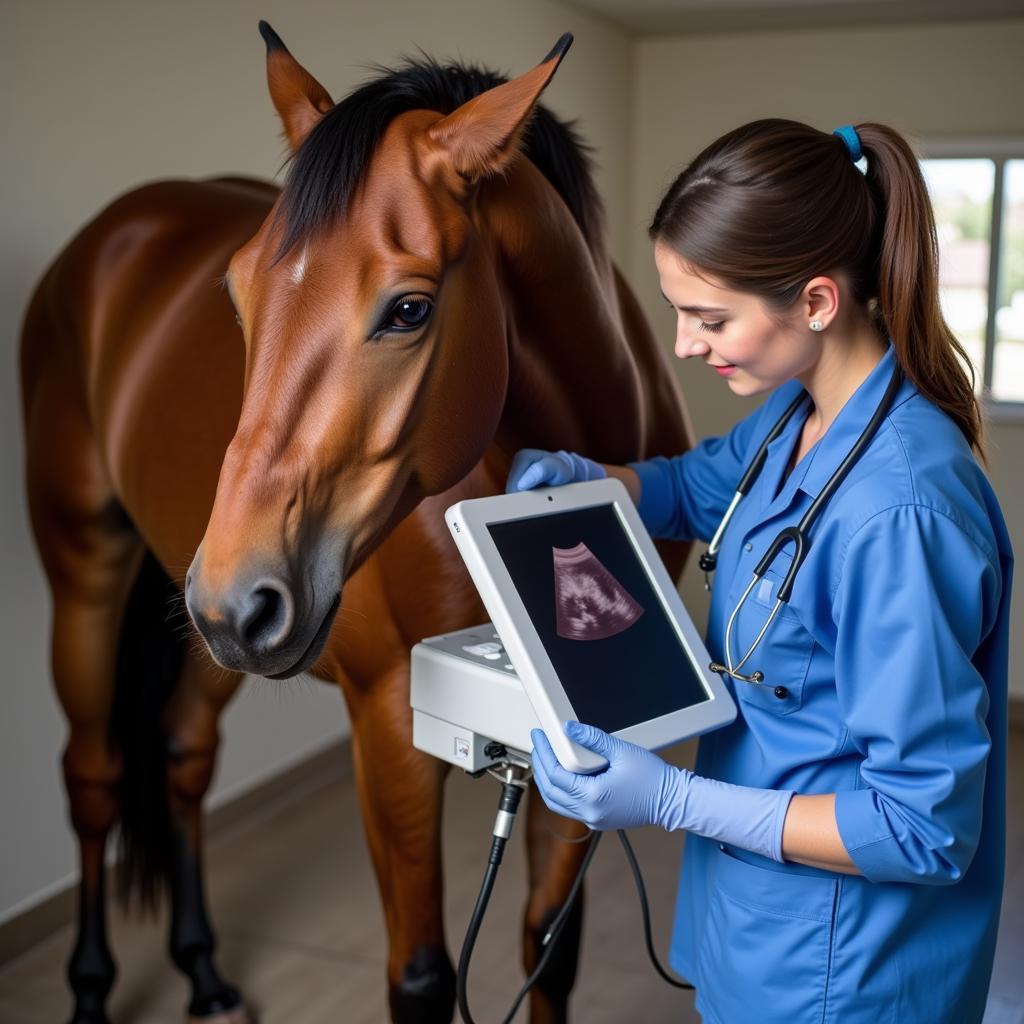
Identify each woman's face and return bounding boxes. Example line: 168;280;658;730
654;241;819;397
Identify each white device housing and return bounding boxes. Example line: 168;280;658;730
411;625;537;772
444;478;737;773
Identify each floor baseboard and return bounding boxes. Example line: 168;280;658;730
0;740;350;968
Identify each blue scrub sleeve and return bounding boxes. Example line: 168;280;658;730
627;385;799;542
831;505;1000;885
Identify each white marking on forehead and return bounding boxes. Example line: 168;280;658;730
290;243;309;286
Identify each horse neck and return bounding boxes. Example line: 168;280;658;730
477;162;646;468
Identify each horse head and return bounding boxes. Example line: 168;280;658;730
186;25;573;678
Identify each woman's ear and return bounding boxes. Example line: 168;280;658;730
803;276;841;330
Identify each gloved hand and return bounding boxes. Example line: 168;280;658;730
530;722;678;830
506;449;606;493
531;722;794;863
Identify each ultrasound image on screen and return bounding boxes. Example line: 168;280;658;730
552;542;644;640
487;505;708;733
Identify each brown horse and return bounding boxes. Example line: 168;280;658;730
20;23;690;1024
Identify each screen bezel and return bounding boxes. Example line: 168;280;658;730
445;479;737;773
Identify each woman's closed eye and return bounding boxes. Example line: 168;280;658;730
663;296;727;334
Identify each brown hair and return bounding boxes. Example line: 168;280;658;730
649;118;984;458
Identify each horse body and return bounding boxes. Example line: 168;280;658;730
24;178;265;573
21;28;690;1024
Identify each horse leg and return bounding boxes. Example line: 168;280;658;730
346;666;455;1023
46;533;142;1024
522;790;592;1024
22;279;149;1022
163;654;250;1023
62;695;122;1024
61;650;126;1024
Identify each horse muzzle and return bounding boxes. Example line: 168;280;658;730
185;555;341;678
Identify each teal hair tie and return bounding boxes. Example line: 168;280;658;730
833;124;863;162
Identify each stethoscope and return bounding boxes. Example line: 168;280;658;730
703;365;904;690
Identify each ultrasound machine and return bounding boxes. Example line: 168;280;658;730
410;479;736;1022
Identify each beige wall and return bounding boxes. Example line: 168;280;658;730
0;0;633;923
624;17;1024;697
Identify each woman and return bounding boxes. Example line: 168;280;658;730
511;120;1012;1024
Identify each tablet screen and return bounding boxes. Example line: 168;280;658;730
487;503;709;733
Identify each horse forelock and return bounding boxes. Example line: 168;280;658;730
271;55;603;262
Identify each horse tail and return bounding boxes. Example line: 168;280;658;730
110;548;185;910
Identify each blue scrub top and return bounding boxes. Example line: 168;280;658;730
630;347;1012;1024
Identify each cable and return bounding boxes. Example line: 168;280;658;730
498;830;601;1024
616;830;693;990
456;776;691;1022
457;778;525;1024
456;771;601;1024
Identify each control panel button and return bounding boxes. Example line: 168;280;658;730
461;641;505;660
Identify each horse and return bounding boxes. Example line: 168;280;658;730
20;22;691;1024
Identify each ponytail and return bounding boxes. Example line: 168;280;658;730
857;123;984;458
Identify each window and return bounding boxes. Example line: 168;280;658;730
921;142;1024;413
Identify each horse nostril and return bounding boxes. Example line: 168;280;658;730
238;581;294;651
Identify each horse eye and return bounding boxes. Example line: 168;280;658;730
387;297;433;331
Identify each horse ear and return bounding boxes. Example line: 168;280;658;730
259;21;334;152
427;33;573;182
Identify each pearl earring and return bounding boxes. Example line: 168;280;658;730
809;320;824;332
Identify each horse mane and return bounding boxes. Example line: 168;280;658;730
273;55;603;259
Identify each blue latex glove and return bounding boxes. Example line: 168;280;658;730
531;722;794;863
506;449;606;493
531;722;678;830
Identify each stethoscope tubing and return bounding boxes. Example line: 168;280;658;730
700;388;811;580
706;364;904;687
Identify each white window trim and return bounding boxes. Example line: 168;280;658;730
918;136;1024;422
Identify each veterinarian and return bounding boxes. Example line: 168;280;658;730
510;119;1012;1024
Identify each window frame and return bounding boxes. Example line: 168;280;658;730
919;136;1024;422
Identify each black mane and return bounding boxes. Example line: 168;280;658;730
273;56;602;258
